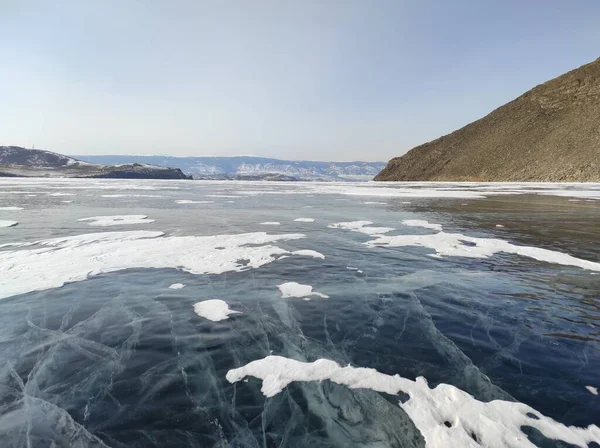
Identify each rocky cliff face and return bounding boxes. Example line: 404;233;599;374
375;58;600;182
0;146;189;179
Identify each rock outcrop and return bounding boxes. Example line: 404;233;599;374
375;58;600;182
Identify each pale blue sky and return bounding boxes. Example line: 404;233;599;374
1;1;599;161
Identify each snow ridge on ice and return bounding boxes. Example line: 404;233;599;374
227;355;600;448
331;220;600;272
193;299;241;321
0;220;18;228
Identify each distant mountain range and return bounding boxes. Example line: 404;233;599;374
376;57;600;182
0;146;189;179
74;155;386;181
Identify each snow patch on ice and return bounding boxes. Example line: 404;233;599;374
0;231;306;300
402;220;443;231
291;249;325;259
227;355;600;448
169;283;185;290
586;386;598;396
0;220;18;228
193;299;241;321
175;199;214;204
206;194;241;198
328;221;394;236
294;218;315;222
277;282;329;300
77;215;155;226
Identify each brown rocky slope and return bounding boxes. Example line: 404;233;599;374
375;58;600;182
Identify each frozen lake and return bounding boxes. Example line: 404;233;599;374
0;178;599;447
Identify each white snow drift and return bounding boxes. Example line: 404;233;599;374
277;282;329;300
227;355;600;448
193;299;241;321
0;231;308;300
0;220;18;228
329;220;600;272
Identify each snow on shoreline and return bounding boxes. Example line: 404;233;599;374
227;355;600;448
0;231;308;300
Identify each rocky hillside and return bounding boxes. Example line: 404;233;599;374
75;155;386;181
375;58;600;182
0;146;189;179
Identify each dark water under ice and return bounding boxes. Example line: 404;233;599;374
0;180;599;447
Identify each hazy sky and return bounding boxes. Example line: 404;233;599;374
1;1;599;161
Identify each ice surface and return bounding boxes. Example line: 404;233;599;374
402;220;443;231
0;231;306;299
0;220;18;227
77;215;155;226
0;206;23;210
193;299;242;321
277;282;329;300
168;283;186;289
175;199;214;204
294;218;315;222
586;386;598;395
260;222;281;225
227;355;600;448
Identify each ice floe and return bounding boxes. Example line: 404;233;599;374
294;218;315;222
47;192;75;196
226;355;600;448
77;215;155;226
401;220;443;231
0;206;23;210
586;386;598;396
0;231;305;300
0;220;18;228
175;199;214;204
193;299;241;321
363;201;387;205
168;283;186;289
260;222;281;226
61;200;73;203
277;282;329;300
